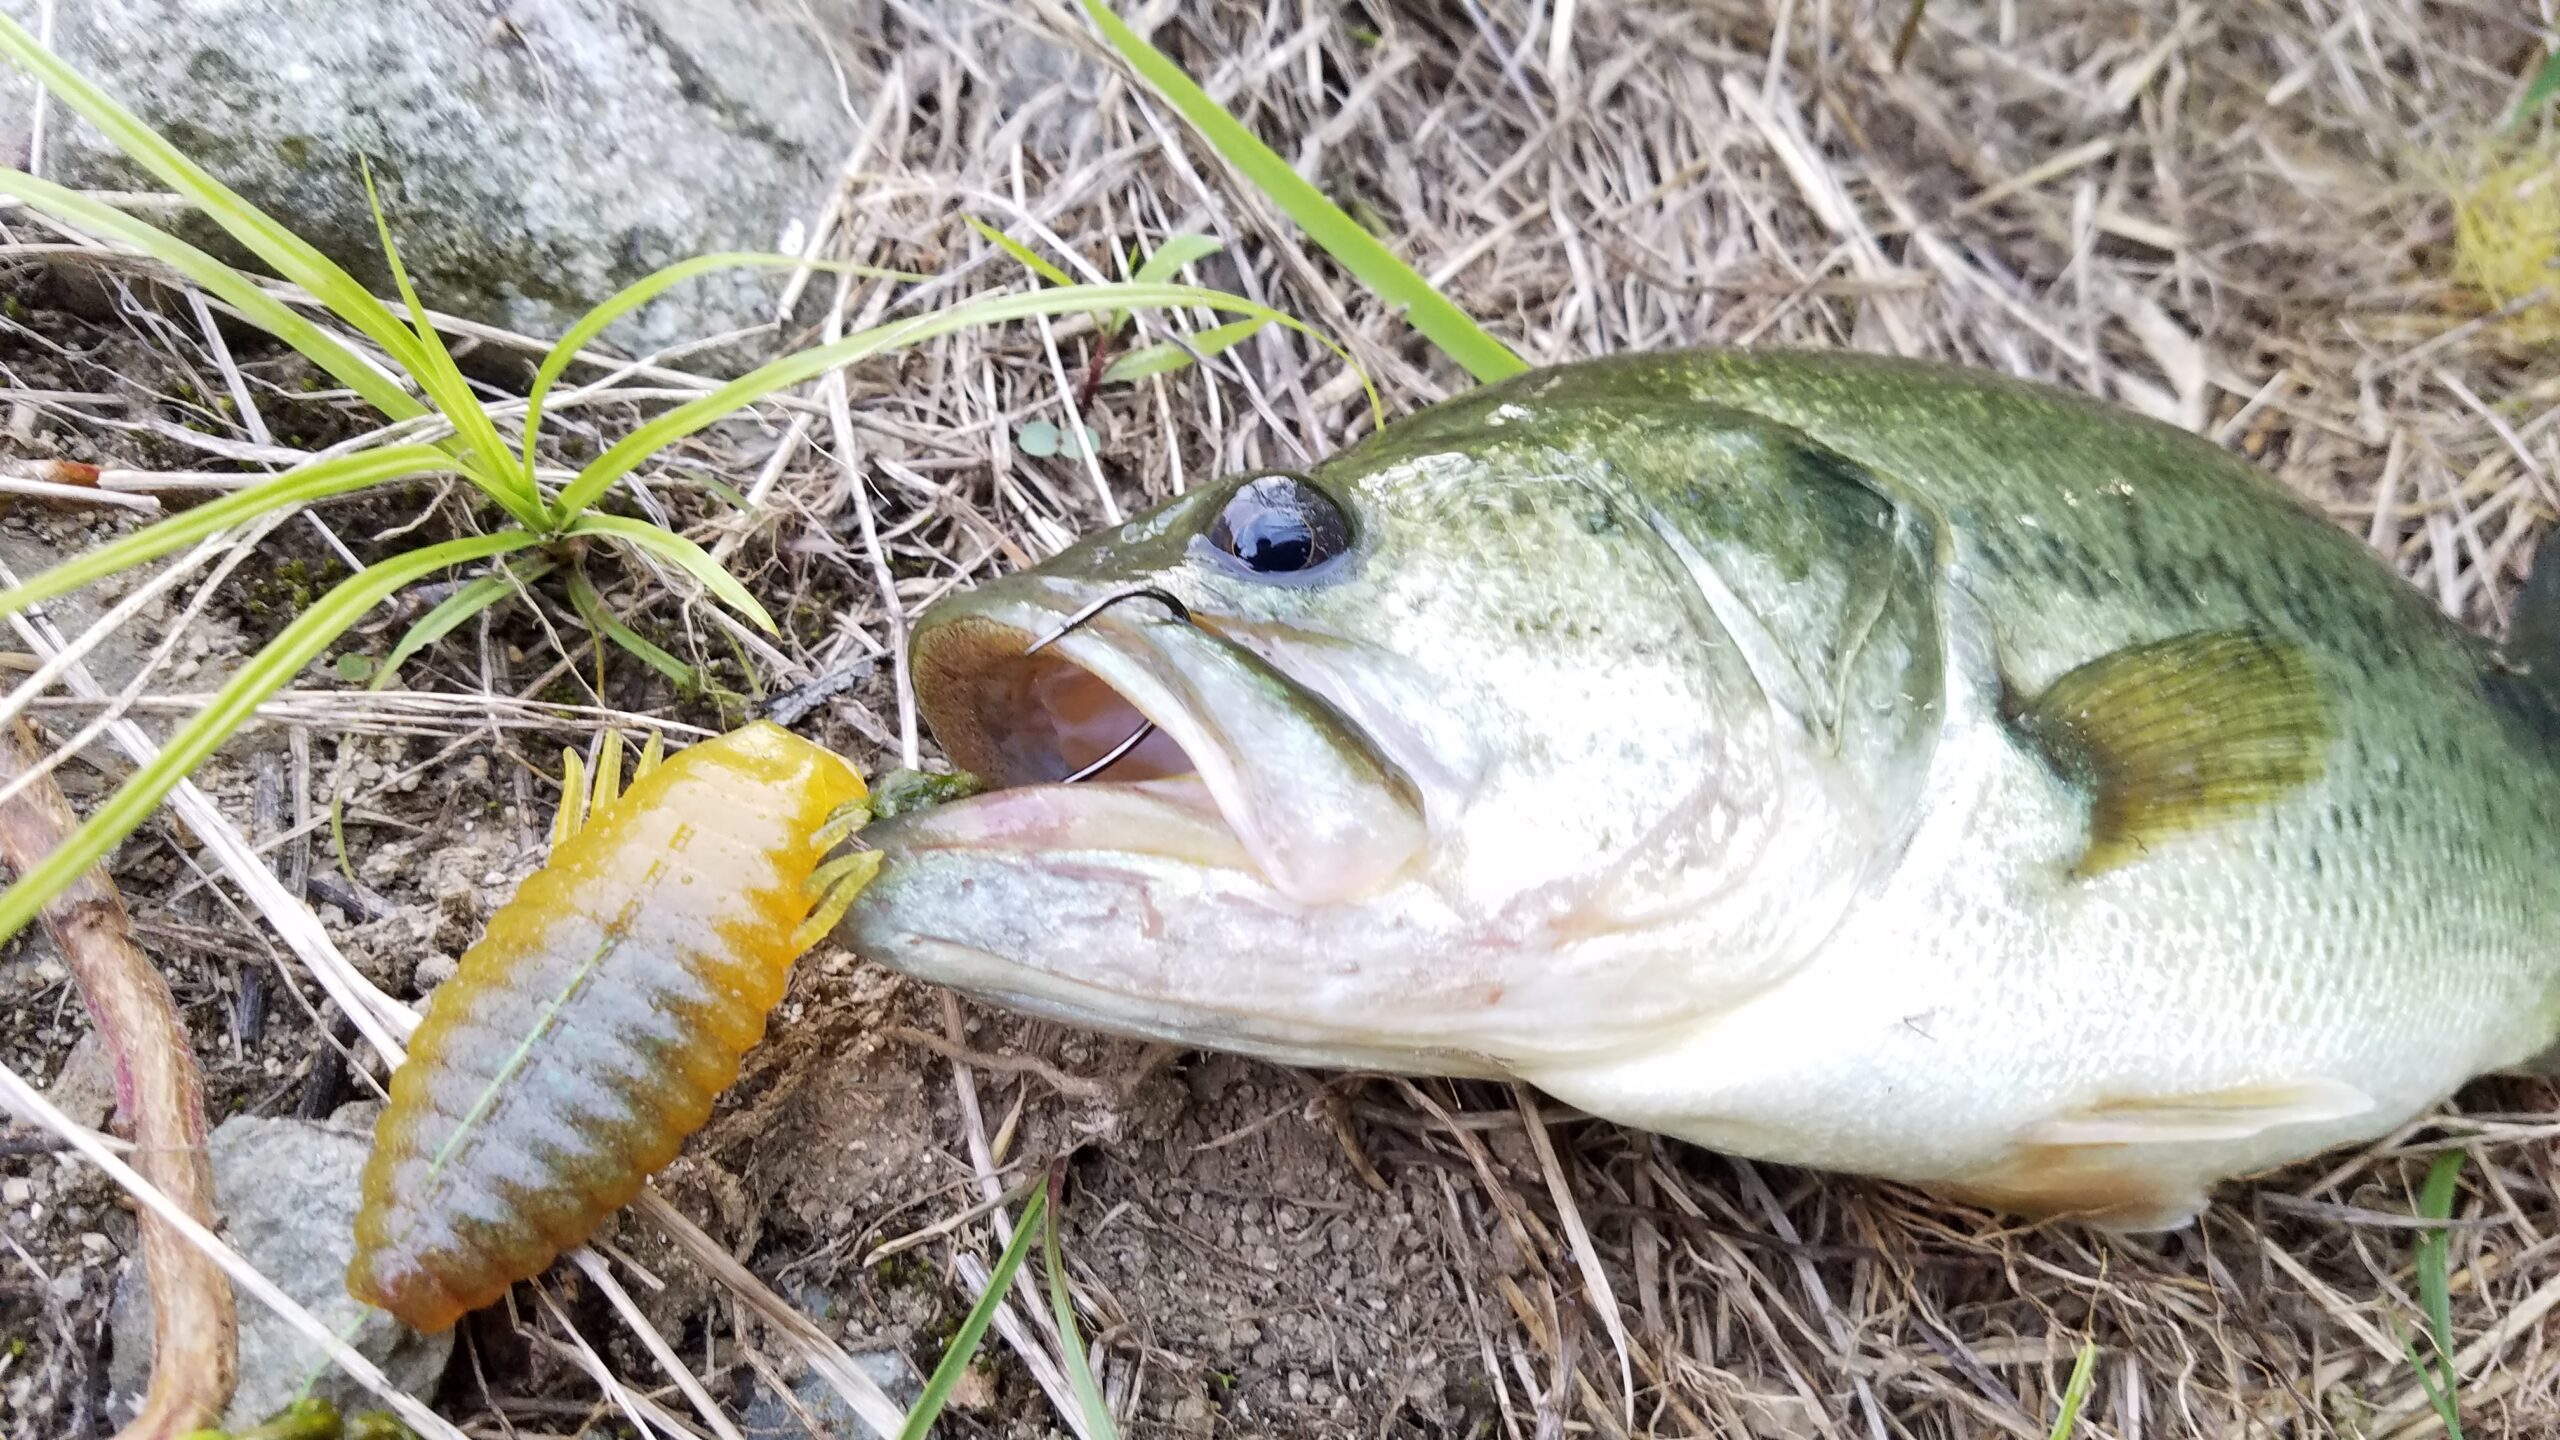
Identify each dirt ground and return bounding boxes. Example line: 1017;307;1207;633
4;1;2560;1437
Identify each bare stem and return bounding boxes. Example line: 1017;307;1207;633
0;719;236;1438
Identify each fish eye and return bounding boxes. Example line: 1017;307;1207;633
1203;473;1351;577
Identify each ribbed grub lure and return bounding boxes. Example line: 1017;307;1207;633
347;722;879;1331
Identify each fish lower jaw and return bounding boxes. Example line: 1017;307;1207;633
868;774;1251;867
862;932;1512;1079
866;769;1431;906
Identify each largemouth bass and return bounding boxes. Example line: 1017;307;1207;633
840;350;2560;1227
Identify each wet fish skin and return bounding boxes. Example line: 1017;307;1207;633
845;349;2560;1225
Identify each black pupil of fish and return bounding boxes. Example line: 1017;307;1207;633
1212;475;1346;574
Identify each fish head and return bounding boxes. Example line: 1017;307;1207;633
843;399;1877;1072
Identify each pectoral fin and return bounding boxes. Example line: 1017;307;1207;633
2009;628;2328;877
2023;1078;2374;1147
1938;1079;2374;1230
1932;1156;2208;1231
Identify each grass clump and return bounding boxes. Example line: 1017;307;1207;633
2449;141;2559;336
2440;46;2560;339
0;14;1346;947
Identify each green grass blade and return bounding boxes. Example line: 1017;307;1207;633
0;444;451;621
371;559;552;688
2045;1340;2099;1440
0;170;430;426
2403;1148;2470;1438
0;14;432;374
694;472;754;514
2418;1150;2466;1363
2397;1329;2465;1438
2512;50;2560;130
0;530;544;945
521;252;925;481
1102;315;1268;383
966;215;1076;287
556;281;1371;519
564;567;704;692
1107;234;1224;334
1042;1183;1119;1440
1079;0;1526;383
899;1183;1049;1440
1131;234;1223;285
356;162;542;528
1097;342;1194;383
559;513;775;634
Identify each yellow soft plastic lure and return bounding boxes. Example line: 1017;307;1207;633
348;722;876;1332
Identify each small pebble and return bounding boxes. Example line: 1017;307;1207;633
2;1178;32;1207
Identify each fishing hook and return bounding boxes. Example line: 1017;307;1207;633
1021;585;1193;784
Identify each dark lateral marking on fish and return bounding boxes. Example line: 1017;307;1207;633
2005;628;2329;879
2479;667;2560;752
2505;530;2560;680
2116;486;2151;566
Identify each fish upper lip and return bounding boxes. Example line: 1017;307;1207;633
883;585;1428;905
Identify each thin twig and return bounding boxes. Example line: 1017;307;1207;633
0;472;158;511
888;1025;1117;1103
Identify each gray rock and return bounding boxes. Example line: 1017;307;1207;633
109;1114;452;1430
43;1028;117;1132
0;0;868;357
738;1282;920;1440
739;1349;920;1440
921;1;1101;156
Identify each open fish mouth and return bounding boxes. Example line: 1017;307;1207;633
869;583;1427;907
